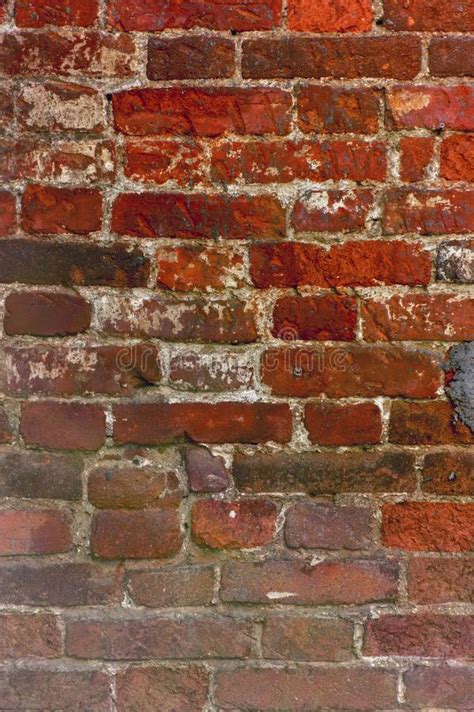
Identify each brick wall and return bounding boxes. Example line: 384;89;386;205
0;0;473;709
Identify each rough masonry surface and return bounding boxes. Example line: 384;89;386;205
0;0;473;710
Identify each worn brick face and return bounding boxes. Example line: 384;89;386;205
15;0;99;27
18;82;105;134
1;0;472;707
107;0;282;31
113;88;292;137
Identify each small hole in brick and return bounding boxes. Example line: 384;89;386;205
375;17;384;25
448;471;457;482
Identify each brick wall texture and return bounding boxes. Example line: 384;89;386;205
0;0;473;709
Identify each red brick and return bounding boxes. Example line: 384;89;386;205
261;345;440;398
0;139;115;183
212;139;386;184
21;401;106;450
91;510;182;560
107;0;282;31
399;137;434;182
242;36;421;79
440;135;474;181
88;467;180;509
365;614;474;658
0;239;149;287
389;400;474;445
408;558;474;604
185;445;231;493
113;402;292;445
250;241;431;288
112;88;291;137
0;562;120;606
387;86;474;131
285;502;373;550
234;449;417;495
112;192;285;240
298;87;380;135
384;0;474;30
192;499;277;549
5;344;161;397
221;559;398;604
22;185;102;235
157;245;245;291
127;565;215;607
4;291;91;336
429;37;474;77
147;36;234;80
0;0;6;23
292;190;373;233
437;240;474;283
96;295;257;343
124;138;205;185
422;450;474;495
362;294;474;341
288;0;371;31
66;615;252;659
404;666;474;709
272;295;357;341
382;502;474;552
116;667;209;712
0;190;16;236
384;188;474;235
168;346;255;392
304;402;382;445
216;667;397;710
0;31;136;79
0;451;83;501
0;510;71;555
0;670;111;711
263;616;353;661
0;614;61;658
18;82;105;134
16;0;99;27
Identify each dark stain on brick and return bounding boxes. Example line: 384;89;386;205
446;342;474;431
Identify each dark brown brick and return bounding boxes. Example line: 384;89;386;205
4;291;91;336
0;239;149;288
21;401;106;450
0;670;111;710
0;614;62;659
243;36;421;79
285;502;373;550
116;666;209;712
215;667;398;709
234;449;416;494
221;559;398;605
127;566;215;607
262;616;353;661
147;36;234;80
0;451;83;500
0;562;120;606
66;614;253;659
